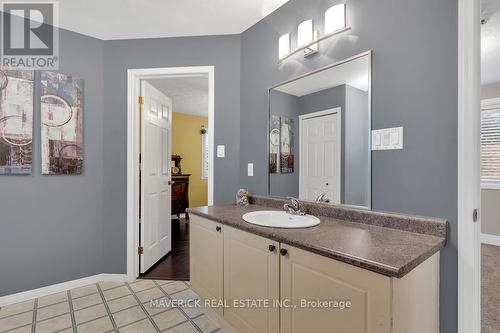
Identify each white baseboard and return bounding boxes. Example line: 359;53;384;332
0;273;129;307
481;233;500;246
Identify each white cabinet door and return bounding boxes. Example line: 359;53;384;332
300;109;341;204
140;80;172;273
223;226;280;333
280;245;391;333
190;215;224;315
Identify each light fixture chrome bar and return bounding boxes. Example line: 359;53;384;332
278;26;351;62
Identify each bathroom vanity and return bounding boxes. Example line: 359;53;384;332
187;52;446;333
187;196;447;333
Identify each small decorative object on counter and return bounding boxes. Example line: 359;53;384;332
236;189;250;207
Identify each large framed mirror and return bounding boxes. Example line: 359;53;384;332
268;51;372;209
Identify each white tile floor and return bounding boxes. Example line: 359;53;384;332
0;280;223;333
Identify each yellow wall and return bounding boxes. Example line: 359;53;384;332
172;112;208;207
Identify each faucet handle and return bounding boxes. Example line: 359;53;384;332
286;197;300;208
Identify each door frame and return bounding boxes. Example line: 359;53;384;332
127;66;215;280
298;108;342;203
458;0;481;331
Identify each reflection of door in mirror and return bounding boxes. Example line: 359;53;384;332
299;109;341;204
268;52;371;209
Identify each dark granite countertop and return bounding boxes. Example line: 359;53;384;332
187;201;447;278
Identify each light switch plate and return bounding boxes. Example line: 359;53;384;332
217;145;225;158
372;127;403;150
247;163;254;177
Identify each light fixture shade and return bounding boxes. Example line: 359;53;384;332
278;33;290;60
297;19;314;47
325;4;346;34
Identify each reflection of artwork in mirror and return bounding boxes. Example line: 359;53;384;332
269;115;280;174
280;116;294;173
41;71;84;175
268;52;371;209
0;70;34;175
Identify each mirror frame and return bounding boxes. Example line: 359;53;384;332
267;50;373;209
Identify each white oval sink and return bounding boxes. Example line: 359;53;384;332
242;211;320;229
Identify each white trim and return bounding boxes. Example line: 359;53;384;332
127;66;215;281
0;274;128;307
481;233;500;247
458;0;481;332
298;108;341;202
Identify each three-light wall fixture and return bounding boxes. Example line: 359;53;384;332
278;3;349;61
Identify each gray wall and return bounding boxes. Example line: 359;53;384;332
0;33;241;296
0;29;105;296
102;35;241;273
239;0;458;331
344;85;369;207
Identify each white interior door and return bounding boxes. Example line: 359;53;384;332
300;109;341;204
140;80;172;273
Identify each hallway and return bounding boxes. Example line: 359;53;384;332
141;219;190;281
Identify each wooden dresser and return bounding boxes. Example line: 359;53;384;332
172;174;191;221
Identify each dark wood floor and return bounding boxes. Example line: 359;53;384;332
140;218;190;281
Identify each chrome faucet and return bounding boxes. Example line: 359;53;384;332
315;193;330;203
284;197;306;215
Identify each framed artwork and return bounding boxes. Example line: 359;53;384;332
0;70;34;175
280;116;294;173
269;115;280;174
269;115;295;174
40;71;84;175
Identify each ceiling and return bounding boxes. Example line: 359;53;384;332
274;55;370;97
481;0;500;85
53;0;289;40
147;75;209;117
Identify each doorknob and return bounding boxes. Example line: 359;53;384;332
168;180;175;185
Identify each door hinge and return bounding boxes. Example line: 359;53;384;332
138;96;144;105
138;246;144;255
473;208;479;223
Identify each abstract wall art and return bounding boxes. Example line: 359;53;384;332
280;116;294;173
269;114;280;174
0;70;34;175
41;71;84;175
269;115;294;174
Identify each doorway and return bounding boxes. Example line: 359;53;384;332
299;108;341;204
127;66;215;282
479;1;500;332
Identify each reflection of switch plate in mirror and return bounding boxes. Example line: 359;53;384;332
372;127;403;150
217;145;225;158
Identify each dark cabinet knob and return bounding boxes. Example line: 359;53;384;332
216;226;222;232
280;248;288;256
269;245;276;252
